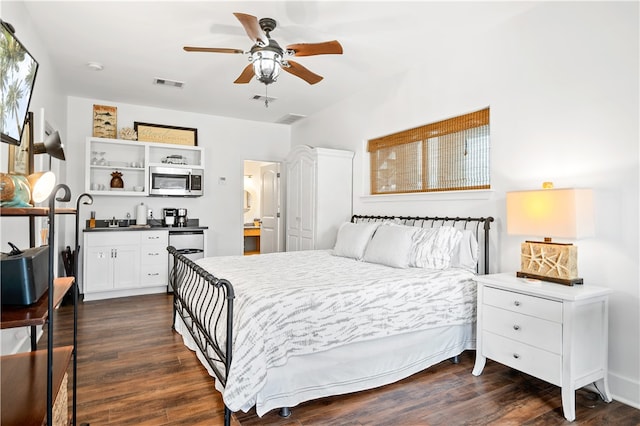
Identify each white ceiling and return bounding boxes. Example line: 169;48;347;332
21;1;536;125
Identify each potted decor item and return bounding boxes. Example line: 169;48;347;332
110;171;124;189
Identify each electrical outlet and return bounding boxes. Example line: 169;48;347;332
148;209;153;219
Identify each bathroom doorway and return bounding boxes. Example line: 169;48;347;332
243;160;283;254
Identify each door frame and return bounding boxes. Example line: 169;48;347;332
243;159;285;253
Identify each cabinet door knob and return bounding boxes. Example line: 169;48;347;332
513;325;520;331
513;353;520;359
514;301;521;306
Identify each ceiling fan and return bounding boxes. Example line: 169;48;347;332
184;13;343;86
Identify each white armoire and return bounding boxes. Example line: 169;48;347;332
285;145;354;251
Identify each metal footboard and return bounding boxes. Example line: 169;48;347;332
167;246;235;426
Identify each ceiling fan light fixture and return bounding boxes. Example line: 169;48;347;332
252;50;282;85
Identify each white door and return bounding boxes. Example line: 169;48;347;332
112;244;140;289
286;158;301;251
84;245;114;292
298;155;316;250
260;163;282;253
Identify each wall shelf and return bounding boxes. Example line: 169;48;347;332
85;137;204;196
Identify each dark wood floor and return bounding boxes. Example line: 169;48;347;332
47;293;639;425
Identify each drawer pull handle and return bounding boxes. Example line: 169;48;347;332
148;272;159;276
148;253;159;256
514;301;521;307
513;325;520;331
513;353;520;359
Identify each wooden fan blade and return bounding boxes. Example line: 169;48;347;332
234;64;255;84
283;60;323;85
233;13;268;45
184;46;244;54
286;40;343;57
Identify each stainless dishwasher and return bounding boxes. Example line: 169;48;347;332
168;229;205;292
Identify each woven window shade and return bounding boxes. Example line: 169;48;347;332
368;108;490;194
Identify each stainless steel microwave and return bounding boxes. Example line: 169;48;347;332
149;166;203;197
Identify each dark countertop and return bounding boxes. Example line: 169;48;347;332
83;225;208;232
84;218;207;232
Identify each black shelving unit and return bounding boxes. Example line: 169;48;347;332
0;189;92;425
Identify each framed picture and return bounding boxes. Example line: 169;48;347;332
134;122;198;146
93;104;117;138
8;115;30;174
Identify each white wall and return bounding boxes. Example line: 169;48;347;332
291;2;639;407
64;97;291;257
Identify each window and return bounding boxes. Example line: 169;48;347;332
368;108;490;194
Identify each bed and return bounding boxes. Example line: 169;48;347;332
168;215;494;425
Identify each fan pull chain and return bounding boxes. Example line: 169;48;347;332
264;85;269;108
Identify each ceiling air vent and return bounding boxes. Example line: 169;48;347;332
275;114;306;125
252;94;277;103
153;78;184;88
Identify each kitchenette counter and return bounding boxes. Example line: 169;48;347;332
84;225;208;232
83;217;207;232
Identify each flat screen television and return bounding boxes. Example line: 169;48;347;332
1;20;39;146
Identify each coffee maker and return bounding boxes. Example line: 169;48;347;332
163;208;177;227
176;208;187;227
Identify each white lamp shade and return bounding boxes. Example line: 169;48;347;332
506;188;594;240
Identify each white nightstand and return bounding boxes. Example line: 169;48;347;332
472;273;612;422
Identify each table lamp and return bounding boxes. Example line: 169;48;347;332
506;183;594;285
0;171;56;207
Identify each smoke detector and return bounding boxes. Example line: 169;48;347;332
87;62;104;71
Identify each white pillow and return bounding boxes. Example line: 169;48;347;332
362;224;418;268
450;229;479;272
332;222;381;260
410;226;464;269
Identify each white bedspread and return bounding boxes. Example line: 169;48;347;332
181;249;477;412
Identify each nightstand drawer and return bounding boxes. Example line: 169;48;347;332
484;286;562;322
483;305;562;354
483;331;561;386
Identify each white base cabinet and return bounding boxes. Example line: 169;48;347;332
472;273;612;422
83;230;168;300
285;145;354;251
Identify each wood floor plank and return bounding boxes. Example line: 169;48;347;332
45;293;639;425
